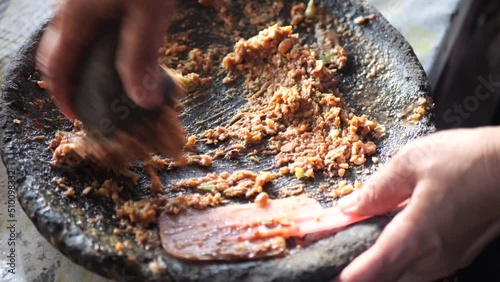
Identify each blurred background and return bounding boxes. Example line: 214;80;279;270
0;0;499;281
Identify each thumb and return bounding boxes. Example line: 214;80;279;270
339;150;417;216
117;1;176;109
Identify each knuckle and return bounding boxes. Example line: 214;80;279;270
357;187;377;206
397;143;422;167
388;156;415;187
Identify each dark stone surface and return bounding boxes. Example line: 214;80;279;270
0;0;434;281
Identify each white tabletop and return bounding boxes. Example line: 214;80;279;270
0;0;469;281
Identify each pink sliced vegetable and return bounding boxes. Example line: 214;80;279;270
158;196;409;261
229;198;410;241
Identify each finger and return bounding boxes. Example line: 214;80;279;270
337;208;423;282
116;0;176;109
37;1;120;119
399;264;456;282
37;19;74;118
400;221;500;282
461;218;500;267
340;183;462;282
51;0;68;9
338;148;417;216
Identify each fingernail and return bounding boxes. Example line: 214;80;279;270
338;190;359;214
